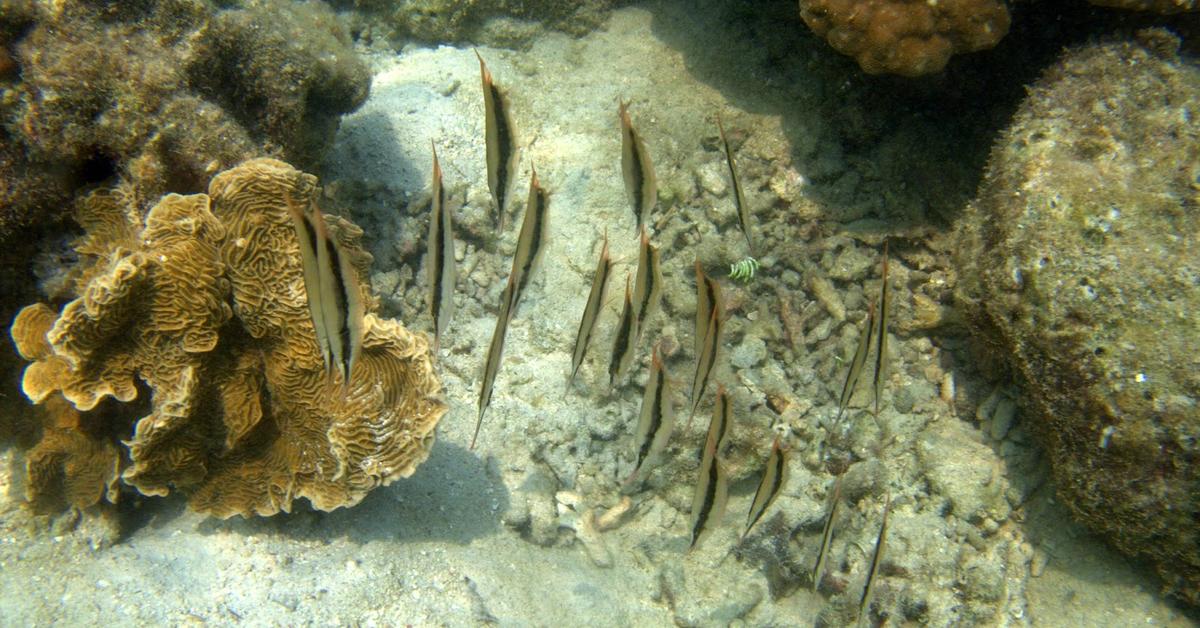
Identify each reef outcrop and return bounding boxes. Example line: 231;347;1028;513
797;0;1011;76
954;39;1200;603
10;159;446;518
0;0;369;244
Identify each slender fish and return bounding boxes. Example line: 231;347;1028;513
688;412;728;550
717;114;752;252
688;300;723;427
836;300;875;422
427;143;455;354
744;437;788;537
473;169;550;448
474;277;514;449
872;241;890;417
477;50;518;230
285;198;329;370
619;101;657;232
608;274;637;389
569;231;612;385
693;260;719;359
625;348;674;487
507;167;550;318
313;205;363;386
858;495;893;625
631;227;662;344
812;473;844;593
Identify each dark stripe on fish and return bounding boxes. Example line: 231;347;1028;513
286;199;329;371
744;437;787;537
608;274;636;389
688;304;723;427
859;494;892;624
477;50;517;230
693;261;718;360
632;227;661;342
717;114;752;252
696;384;731;463
570;232;612;385
509;169;549;317
474;277;514;449
837;300;874;422
473;170;548;448
812;473;844;592
620;101;656;232
626;348;673;487
428;143;455;354
872;241;890;417
689;431;727;550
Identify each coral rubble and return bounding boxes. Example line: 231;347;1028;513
955;38;1200;603
0;0;369;243
10;159;445;518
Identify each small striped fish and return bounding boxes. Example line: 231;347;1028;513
427;143;455;355
625;347;674;487
569;232;612;385
620;101;656;232
477;50;518;230
744;437;788;537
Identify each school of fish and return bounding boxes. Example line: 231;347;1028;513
287;51;898;623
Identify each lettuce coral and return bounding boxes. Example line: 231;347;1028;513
9;159;445;518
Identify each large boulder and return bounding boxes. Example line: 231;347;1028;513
955;35;1200;603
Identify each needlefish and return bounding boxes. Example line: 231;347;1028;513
619;100;657;232
689;391;729;550
427;143;455;354
477;50;518;230
624;347;673;488
287;197;363;388
568;230;612;385
474;168;549;448
716;114;753;252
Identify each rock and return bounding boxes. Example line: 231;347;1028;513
955;38;1200;603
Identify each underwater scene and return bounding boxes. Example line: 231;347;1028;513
0;0;1198;625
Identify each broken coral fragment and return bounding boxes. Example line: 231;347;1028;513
10;158;446;518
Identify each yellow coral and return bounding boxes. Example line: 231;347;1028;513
10;158;446;518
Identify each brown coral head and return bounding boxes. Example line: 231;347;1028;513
800;0;1011;77
9;158;446;519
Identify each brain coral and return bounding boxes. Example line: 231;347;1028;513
954;40;1200;603
798;0;1011;76
10;159;446;518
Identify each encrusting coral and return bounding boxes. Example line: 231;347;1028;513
798;0;1011;77
9;159;446;518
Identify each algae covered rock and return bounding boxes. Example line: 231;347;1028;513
0;0;369;244
954;38;1200;603
339;0;630;47
10;159;446;518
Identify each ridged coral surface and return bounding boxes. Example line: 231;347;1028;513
10;159;445;518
